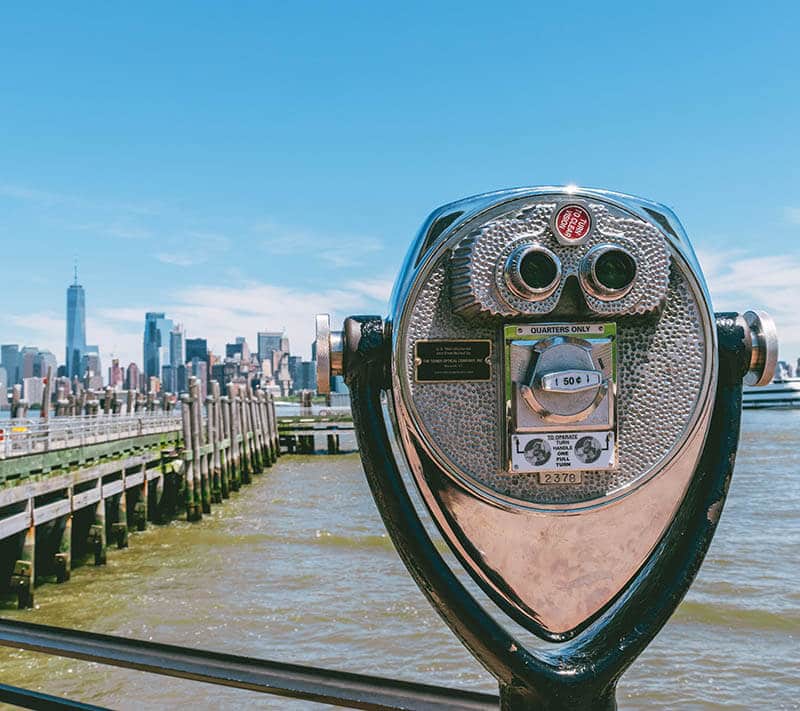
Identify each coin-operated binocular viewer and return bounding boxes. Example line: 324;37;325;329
316;187;777;710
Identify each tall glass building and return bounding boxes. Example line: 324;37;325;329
143;312;173;380
66;273;87;380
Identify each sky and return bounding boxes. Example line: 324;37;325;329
1;2;798;367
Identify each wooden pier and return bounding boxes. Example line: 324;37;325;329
0;378;281;609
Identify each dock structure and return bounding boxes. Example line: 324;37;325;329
0;379;280;609
277;408;355;454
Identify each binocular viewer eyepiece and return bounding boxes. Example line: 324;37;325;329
316;187;777;709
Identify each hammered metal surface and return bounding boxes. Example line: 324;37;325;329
450;199;670;319
404;256;707;506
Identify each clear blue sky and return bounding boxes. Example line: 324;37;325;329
1;2;798;365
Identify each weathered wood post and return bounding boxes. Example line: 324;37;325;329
236;385;252;484
90;488;107;565
11;505;35;608
327;433;340;454
181;390;202;521
207;388;222;504
212;382;230;499
10;384;22;419
112;487;128;549
190;378;211;514
249;385;265;473
243;386;260;474
255;391;269;465
54;512;72;583
126;389;135;415
103;387;113;416
268;393;280;459
132;463;148;531
225;384;241;491
40;367;53;420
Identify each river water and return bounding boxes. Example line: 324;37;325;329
1;409;798;709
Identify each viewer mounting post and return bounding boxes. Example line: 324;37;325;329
316;186;778;709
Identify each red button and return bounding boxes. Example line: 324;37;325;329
554;205;591;241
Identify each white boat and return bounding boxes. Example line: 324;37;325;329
743;376;800;409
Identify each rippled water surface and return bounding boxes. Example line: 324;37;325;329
1;410;798;709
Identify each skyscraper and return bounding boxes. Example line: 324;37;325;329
169;326;185;370
1;345;20;386
66;267;87;379
185;338;208;363
143;312;173;380
33;350;57;379
257;331;283;363
167;325;185;392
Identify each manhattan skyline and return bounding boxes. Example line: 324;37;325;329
0;3;798;363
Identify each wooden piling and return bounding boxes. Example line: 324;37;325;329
12;518;35;609
181;392;202;521
235;386;252;484
207;391;222;504
268;393;280;461
40;367;53;420
214;384;230;499
225;384;242;490
222;391;237;492
90;497;107;565
132;464;148;531
54;513;71;583
188;378;211;515
112;490;129;549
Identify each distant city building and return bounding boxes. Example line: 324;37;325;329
0;365;7;409
185;338;208;364
161;365;174;392
109;358;124;389
33;350;57;379
66;268;87;379
83;347;103;390
20;346;38;380
257;332;283;362
168;325;185;392
226;337;251;361
23;377;44;406
1;344;20;386
143;312;173;380
125;362;140;392
190;357;208;396
176;364;188;393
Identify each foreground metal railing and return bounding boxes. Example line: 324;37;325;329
0;619;497;710
0;413;183;460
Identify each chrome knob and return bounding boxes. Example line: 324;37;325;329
741;310;778;387
315;314;344;395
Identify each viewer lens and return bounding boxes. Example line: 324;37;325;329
594;249;636;291
579;245;638;301
520;250;559;291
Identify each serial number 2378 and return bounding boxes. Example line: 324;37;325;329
538;472;582;485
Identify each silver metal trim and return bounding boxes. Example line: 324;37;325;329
315;314;331;395
578;244;638;301
742;310;778;387
503;244;562;300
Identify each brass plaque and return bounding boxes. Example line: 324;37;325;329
414;340;491;383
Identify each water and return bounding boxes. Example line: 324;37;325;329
0;410;798;709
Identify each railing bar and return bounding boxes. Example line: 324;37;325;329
0;682;109;711
0;620;498;711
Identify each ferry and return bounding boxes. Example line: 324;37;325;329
743;376;800;409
